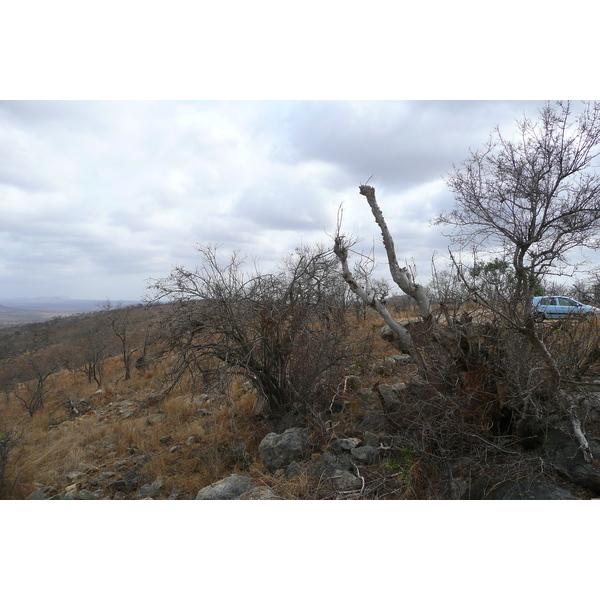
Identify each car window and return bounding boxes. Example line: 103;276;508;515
558;298;578;307
539;297;556;306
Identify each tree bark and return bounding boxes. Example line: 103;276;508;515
359;185;433;320
333;235;432;379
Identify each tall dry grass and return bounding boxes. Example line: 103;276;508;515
1;305;411;499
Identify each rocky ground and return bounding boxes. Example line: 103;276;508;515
22;354;600;500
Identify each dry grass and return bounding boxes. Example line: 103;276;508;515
0;305;423;499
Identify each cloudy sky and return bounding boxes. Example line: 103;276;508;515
0;99;556;301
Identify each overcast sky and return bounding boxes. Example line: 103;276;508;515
0;100;560;300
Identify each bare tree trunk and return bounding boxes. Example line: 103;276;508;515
561;393;594;463
333;236;432;379
359;185;433;320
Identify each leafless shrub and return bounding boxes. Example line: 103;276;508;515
149;244;369;419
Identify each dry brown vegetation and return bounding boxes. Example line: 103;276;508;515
3;283;600;501
0;302;420;499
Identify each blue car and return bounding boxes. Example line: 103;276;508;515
532;296;599;322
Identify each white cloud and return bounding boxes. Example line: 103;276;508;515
0;100;563;300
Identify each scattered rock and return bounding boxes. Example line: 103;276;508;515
132;454;153;466
312;452;354;477
362;431;380;447
351;445;379;464
66;471;86;484
107;480;128;493
146;414;165;425
391;354;415;365
196;474;255;500
376;383;404;411
25;486;57;500
113;459;132;471
136;477;163;499
329;437;361;454
259;428;311;472
329;469;362;492
105;468;152;496
238;486;282;500
168;488;185;500
285;461;303;478
77;489;97;500
89;471;116;487
355;412;387;433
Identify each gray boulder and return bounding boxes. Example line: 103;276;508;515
196;474;254;500
77;489;97;500
391;354;415;365
355;412;387;433
362;431;380;447
313;452;354;476
25;486;57;500
351;445;379;464
285;461;303;478
136;476;163;499
376;383;404;412
485;481;576;500
329;469;362;492
543;428;600;493
168;488;185;499
328;437;361;454
259;428;311;472
311;454;362;491
238;486;282;500
122;468;151;491
451;474;578;500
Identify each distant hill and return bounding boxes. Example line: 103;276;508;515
0;303;45;326
0;297;141;327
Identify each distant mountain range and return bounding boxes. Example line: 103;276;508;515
0;297;141;327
